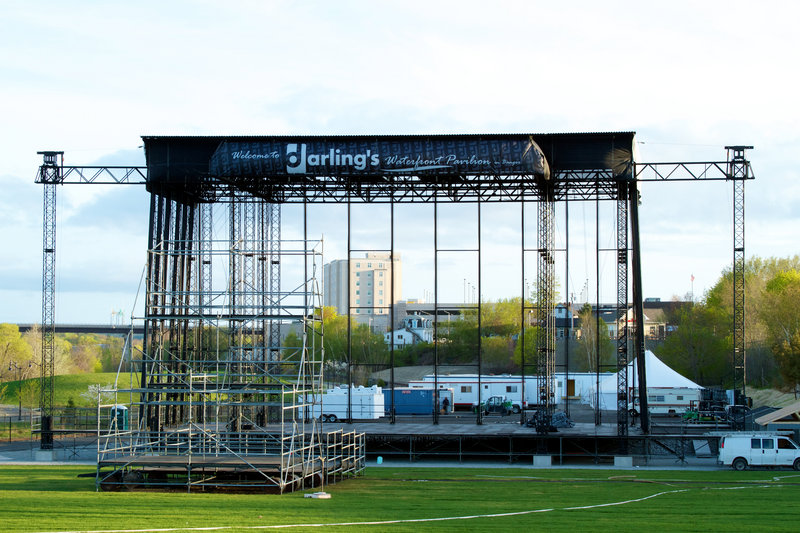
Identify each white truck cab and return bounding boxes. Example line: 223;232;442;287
718;433;800;471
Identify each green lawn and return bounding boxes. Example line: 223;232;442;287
3;373;140;410
1;466;798;532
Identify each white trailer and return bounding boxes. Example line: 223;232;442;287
408;374;560;412
631;386;702;415
311;385;384;422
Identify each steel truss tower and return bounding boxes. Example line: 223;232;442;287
37;151;63;450
616;184;630;438
534;186;557;432
728;146;752;418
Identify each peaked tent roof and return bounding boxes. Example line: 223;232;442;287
599;350;703;392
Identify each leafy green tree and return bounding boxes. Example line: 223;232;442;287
703;255;800;388
437;310;479;365
0;323;33;378
705;256;800;349
284;307;388;384
100;336;126;372
392;341;434;366
513;325;540;369
760;269;800;389
66;334;102;373
656;302;731;386
481;335;515;373
20;379;40;411
575;304;614;372
480;298;522;337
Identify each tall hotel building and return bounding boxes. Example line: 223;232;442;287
323;252;402;325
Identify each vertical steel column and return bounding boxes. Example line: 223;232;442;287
390;200;399;424
346;200;352;422
257;201;268;426
199;202;213;358
144;193;169;432
242;199;256;379
432;198;438;426
594;190;601;427
535;186;555;433
141;192;157;429
564;198;571;418
37;151;62;450
228;200;240;429
166;200;182;426
476;200;483;426
177;203;195;423
629;181;649;433
616;184;629;438
268;203;281;372
727;146;752;413
519;198;526;425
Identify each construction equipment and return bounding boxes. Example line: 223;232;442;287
479;396;513;416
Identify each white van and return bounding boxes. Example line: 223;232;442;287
718;433;800;471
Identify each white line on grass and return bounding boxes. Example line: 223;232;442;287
36;488;693;533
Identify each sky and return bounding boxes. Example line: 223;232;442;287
1;0;799;325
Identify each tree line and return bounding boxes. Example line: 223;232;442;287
3;254;797;394
656;255;800;390
0;324;131;381
289;255;800;392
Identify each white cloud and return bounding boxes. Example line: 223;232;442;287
1;0;798;322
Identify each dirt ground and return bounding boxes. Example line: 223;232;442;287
748;388;800;408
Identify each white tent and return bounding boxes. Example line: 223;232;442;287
586;350;703;409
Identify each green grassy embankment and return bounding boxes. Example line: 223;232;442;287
2;373;140;410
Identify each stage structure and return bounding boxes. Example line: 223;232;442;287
35;134;754;467
140;133;636;436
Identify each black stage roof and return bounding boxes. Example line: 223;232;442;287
142;132;636;203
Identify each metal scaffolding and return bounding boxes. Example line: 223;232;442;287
96;196;364;492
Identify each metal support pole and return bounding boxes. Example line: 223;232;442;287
594;191;601;427
535;186;555;433
727;145;752;417
616;184;629;438
520;199;526;425
629;181;649;433
390;199;397;424
432;198;438;426
269;203;281;373
38;150;62;450
346;200;352;423
564;198;570;419
477;200;483;426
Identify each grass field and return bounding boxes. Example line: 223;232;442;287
2;373;140;410
1;466;798;532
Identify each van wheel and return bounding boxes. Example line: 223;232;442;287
512;406;521;415
793;458;800;471
732;458;747;471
